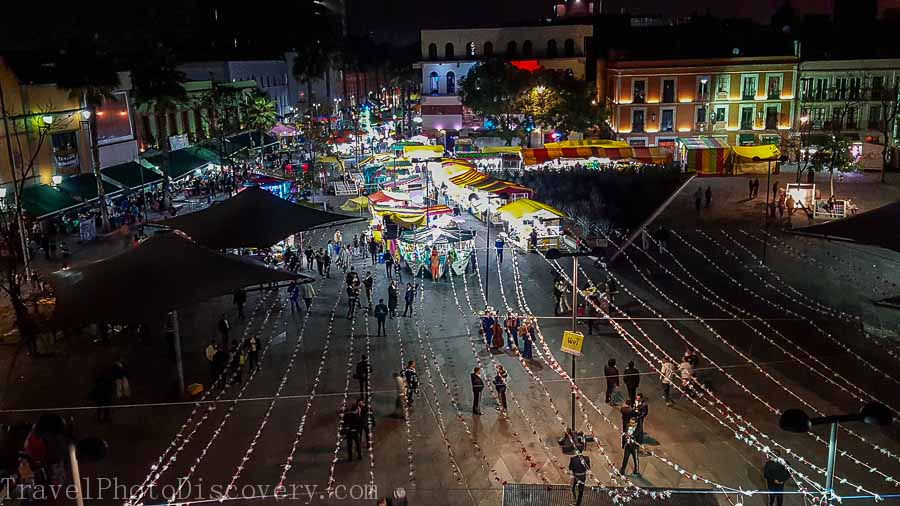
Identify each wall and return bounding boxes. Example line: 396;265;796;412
421;25;593;60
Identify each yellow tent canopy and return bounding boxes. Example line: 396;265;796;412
482;146;522;154
404;145;444;159
317;156;345;172
497;199;566;220
544;139;630;149
732;144;781;161
340;196;369;212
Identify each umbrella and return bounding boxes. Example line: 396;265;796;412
157;186;364;249
48;232;307;327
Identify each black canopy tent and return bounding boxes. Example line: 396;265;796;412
48;231;308;328
793;199;900;254
156;186;365;250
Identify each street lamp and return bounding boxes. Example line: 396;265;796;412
753;154;789;264
81;110;92;121
779;402;892;503
546;245;604;436
482;194;501;301
41;114;54;126
51;175;63;187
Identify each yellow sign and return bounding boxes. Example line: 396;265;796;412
561;330;584;356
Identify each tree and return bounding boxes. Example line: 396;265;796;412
872;80;900;183
522;70;609;137
55;44;121;233
131;47;188;153
386;62;419;137
245;95;277;167
293;45;331;114
460;60;532;145
0;103;61;358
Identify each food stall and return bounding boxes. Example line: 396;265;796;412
731;144;781;175
675;137;731;175
496;198;566;251
522;145;672;169
397;227;476;278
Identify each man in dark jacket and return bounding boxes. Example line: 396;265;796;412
356;355;370;401
233;289;247;320
403;283;416;317
384;253;394;279
764;450;791;506
369;238;378;265
623;361;640;402
604;358;620;405
403;361;419;406
373;300;388;336
471;367;484;415
569;454;591;506
633;393;649;443
343;407;363;461
363;272;374;305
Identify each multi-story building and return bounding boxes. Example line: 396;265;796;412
418;23;594;134
604;56;799;147
796;59;900;144
178;59;293;117
0;57;138;188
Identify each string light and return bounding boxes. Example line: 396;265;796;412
326;294;360;498
216;286;337;501
362;295;376;487
593;232;900;488
275;290;344;495
163;301;287;504
127;291;279;506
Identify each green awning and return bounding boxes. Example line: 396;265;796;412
184;145;224;165
145;150;209;180
21;184;82;219
58;173;121;202
102;161;163;189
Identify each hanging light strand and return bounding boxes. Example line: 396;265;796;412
326;295;361;498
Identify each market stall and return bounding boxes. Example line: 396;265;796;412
496;198;567;251
404;144;445;160
397;227;476;279
522;145;672;167
731;144;781;175
676;137;731;175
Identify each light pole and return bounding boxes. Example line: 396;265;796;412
482;194;500;302
754;154;788;264
779;402;892;504
546;246;604;435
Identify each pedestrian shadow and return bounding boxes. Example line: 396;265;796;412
641;435;660;446
524;359;544;370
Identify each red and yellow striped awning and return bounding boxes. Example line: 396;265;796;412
522;146;673;166
448;168;533;197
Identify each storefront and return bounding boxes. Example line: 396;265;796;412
496;198;566;252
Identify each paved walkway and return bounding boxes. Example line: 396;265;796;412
1;185;899;506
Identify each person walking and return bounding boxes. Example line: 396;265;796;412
471;367;484;415
287;281;300;312
764;450;791;506
633;393;648;443
504;313;519;349
393;372;407;418
403;283;416;317
369;237;379;265
363;271;374;305
604;358;620;405
301;281;316;311
660;357;676;406
229;340;245;384
373;299;388;336
315;249;325;276
217;313;230;347
623;361;640;403
356;355;370;401
678;357;695;398
520;320;534;360
244;335;259;371
387;281;399;318
304;246;314;272
384;252;394;280
205;341;218;379
494;365;508;412
748;178;755;199
569;454;591;506
323;250;332;278
529;229;538;251
619;418;641;476
90;373;115;423
403;361;419;406
347;281;361;318
233;289;247;320
358;398;374;447
694;187;703;213
343;406;363;461
704;186;712;208
481;311;495;348
495;235;505;264
345;266;359;288
212;345;228;380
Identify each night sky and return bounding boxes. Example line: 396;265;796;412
350;0;900;44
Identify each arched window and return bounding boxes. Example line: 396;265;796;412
564;38;576;57
445;42;455;59
430;72;439;94
484;41;493;57
466;42;476;57
547;39;558;57
446;71;456;94
506;41;517;56
522;40;533;57
428;43;437;59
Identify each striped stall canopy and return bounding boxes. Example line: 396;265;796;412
522;146;673;166
449;167;533;197
676;137;731;175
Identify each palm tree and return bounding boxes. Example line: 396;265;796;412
246;95;277;168
293;45;331;114
55;46;121;232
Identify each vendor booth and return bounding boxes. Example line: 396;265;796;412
496;198;566;251
397;227;476;279
676;137;731;175
404;144;445;160
732;145;781;175
522;146;672;167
